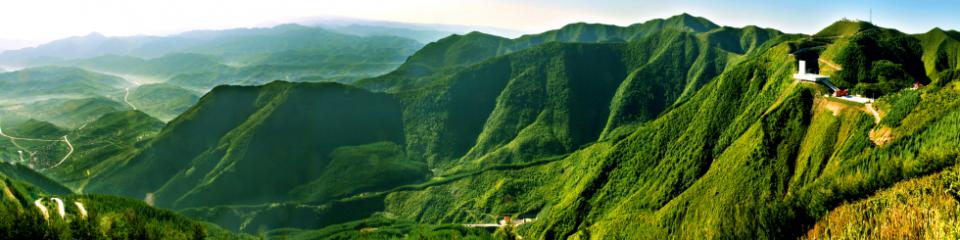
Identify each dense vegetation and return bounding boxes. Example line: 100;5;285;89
0;23;431;131
4;14;960;239
86;82;426;211
0;164;250;239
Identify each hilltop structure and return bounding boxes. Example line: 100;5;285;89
793;60;831;82
793;60;874;103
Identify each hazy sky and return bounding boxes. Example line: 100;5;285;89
1;0;958;49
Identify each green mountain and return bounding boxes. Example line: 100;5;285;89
0;162;72;195
13;14;960;239
0;24;423;66
72;14;791;234
322;24;455;43
43;110;165;190
3;97;128;128
0;119;71;168
357;13;735;91
805;20;928;96
0;162;251;239
915;28;960;81
86;82;427;210
128;83;201;121
0;67;128;102
69;53;230;78
58;28;422;88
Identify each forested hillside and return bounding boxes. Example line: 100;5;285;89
5;13;960;239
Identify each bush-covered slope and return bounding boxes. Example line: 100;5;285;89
0;119;71;169
60;15;960;239
808;20;930;96
43;110;164;190
0;167;251;239
86;81;426;210
369;22;960;239
5;97;128;128
65;14;785;234
0;162;72;195
916;28;960;80
395;26;772;169
358;13;736;91
128;83;201;121
803;164;960;239
0;67;129;102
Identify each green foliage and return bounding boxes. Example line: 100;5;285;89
0;171;250;239
916;28;960;79
829;25;928;96
23;14;960;240
358;13;731;92
273;215;494;239
129;83;201;121
290;141;429;203
0;162;72;195
44;110;164;190
876;89;921;127
86;82;418;212
0;66;128;102
8;97;128;128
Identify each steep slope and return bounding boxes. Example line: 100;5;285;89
66;15;960;239
396;27;760;169
0;162;72;195
803;165;960;239
511;13;718;49
0;166;251;239
72;14;784;234
915;28;960;80
372;28;960;239
43;110;164;190
358;13;732;91
86;81;427;209
813;20;929;95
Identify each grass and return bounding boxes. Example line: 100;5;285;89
802;165;960;239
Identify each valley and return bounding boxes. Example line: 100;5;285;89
0;9;958;240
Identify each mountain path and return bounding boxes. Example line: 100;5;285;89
0;119;75;168
123;87;137;110
865;103;881;124
49;135;74;169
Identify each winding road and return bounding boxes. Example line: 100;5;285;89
123;87;137;110
49;135;74;169
0;119;74;168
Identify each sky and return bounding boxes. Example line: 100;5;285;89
0;0;959;50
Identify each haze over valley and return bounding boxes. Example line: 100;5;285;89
1;1;960;239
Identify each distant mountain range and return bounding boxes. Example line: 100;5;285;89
0;23;433;127
2;13;960;239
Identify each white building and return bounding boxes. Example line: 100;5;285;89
793;60;830;82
